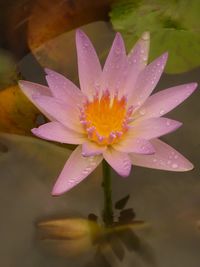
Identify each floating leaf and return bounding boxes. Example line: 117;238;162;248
118;208;136;224
28;0;110;50
110;0;200;73
0;133;102;262
115;194;130;210
23;21;115;82
0;85;42;134
0;49;18;89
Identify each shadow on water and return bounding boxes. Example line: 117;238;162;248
37;195;157;267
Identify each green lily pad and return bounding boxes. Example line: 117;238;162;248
110;0;200;73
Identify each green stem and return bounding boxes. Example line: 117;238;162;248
102;160;113;227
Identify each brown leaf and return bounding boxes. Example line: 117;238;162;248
28;0;111;50
0;85;42;134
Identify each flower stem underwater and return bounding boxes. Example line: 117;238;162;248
102;160;113;227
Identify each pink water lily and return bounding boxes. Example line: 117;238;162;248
19;30;197;195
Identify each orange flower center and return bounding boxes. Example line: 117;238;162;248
80;90;133;145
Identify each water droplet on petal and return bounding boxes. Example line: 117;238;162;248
166;120;171;126
84;42;89;48
172;163;178;169
159;109;165;115
143;56;148;62
139;109;146;115
68;178;77;185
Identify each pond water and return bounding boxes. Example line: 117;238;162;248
0;1;200;267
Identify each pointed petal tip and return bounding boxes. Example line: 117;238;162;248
118;162;132;177
76;28;83;35
171;120;183;132
31;127;44;139
120;168;132;178
51;181;69;196
18;80;23;86
18;80;28;88
18;80;40;98
111;32;125;50
141;31;150;41
177;120;183;127
31;128;37;135
183;82;198;96
177;161;194;172
190;82;198;91
185;162;194;171
160;51;168;61
51;187;63;196
44;68;53;75
76;28;86;40
114;32;125;45
51;177;81;196
155;52;168;63
116;31;123;39
75;29;84;45
51;188;59;196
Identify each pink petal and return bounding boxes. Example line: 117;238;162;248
130;117;182;140
82;142;106;156
52;145;103;195
129;139;193;171
113;137;155;154
134;83;198;120
123;32;150;96
18;80;53;120
45;68;84;104
101;32;126;97
76;29;102;98
128;52;168;106
33;96;83;133
32;122;85;144
103;148;132;177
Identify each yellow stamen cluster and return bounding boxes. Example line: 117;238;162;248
80;90;133;145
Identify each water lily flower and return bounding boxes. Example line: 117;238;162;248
19;30;197;195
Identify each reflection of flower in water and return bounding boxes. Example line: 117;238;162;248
37;218;101;256
19;30;197;195
37;205;155;267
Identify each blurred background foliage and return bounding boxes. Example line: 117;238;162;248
110;0;200;73
0;0;199;134
0;0;113;134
